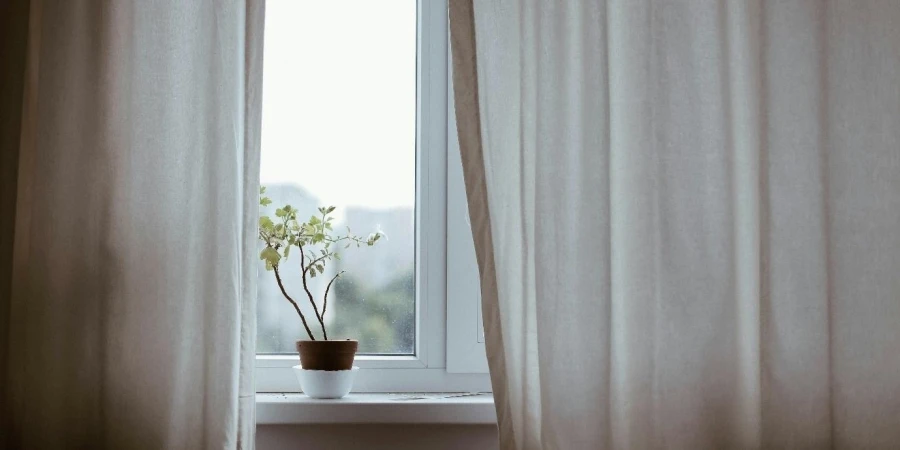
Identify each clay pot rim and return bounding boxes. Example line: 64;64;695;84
296;339;359;371
295;339;358;347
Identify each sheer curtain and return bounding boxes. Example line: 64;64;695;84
451;1;900;448
1;1;264;448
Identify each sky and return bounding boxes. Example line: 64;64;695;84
260;0;417;209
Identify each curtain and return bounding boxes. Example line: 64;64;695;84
1;1;264;448
451;1;900;448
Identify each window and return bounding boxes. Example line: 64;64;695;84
258;0;416;356
256;0;489;393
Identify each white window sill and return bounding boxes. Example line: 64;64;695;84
256;392;496;425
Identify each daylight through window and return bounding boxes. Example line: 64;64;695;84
257;0;417;355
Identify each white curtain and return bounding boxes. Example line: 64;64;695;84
1;1;264;448
451;1;900;448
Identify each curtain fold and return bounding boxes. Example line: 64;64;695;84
451;1;900;448
0;0;32;441
1;1;264;448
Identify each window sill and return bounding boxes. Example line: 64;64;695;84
256;392;496;425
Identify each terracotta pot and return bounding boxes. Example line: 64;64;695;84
296;339;358;371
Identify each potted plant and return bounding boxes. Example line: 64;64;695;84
258;186;382;397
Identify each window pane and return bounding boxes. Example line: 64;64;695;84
257;0;416;354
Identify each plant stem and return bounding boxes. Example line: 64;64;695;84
322;271;344;320
298;242;328;340
273;265;315;340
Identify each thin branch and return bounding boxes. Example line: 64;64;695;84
304;253;330;272
298;242;328;340
326;235;365;245
272;265;315;340
322;271;345;319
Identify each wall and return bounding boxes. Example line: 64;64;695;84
257;424;498;450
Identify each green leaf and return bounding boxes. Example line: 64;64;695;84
260;196;272;207
259;247;281;267
283;245;290;258
366;232;383;246
274;208;286;218
326;206;336;213
259;216;274;230
309;267;317;277
260;186;267;194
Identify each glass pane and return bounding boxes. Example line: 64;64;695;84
257;0;416;354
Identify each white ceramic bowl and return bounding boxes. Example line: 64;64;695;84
292;365;359;399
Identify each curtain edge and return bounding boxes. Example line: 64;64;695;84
448;2;517;449
2;0;41;446
238;0;265;448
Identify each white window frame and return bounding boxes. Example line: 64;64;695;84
255;0;489;393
